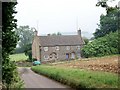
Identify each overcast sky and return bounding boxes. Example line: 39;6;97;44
15;0;119;35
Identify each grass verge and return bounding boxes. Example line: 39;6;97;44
9;53;28;61
31;65;118;89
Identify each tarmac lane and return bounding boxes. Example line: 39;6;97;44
18;67;73;89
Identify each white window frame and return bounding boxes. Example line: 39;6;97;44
66;46;70;50
44;55;49;60
77;45;80;50
77;53;81;58
71;53;75;59
44;47;48;51
56;46;59;50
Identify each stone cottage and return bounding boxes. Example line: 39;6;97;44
32;29;85;62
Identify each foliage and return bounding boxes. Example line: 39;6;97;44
32;65;118;88
49;32;62;36
14;47;25;54
3;59;24;88
10;53;28;61
96;0;116;14
15;25;34;53
94;0;120;39
94;7;120;38
82;37;89;45
24;43;32;61
2;2;23;88
81;31;118;58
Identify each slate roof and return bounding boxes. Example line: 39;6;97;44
38;35;84;46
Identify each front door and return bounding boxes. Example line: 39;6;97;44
66;53;69;59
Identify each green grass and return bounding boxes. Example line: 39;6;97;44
31;65;118;88
9;53;28;61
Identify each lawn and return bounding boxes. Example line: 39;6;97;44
9;53;28;61
31;65;118;88
31;55;119;88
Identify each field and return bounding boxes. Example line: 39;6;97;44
9;53;28;61
50;55;119;73
31;55;119;88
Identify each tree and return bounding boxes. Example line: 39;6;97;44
15;25;34;53
82;37;89;45
51;32;62;36
94;8;120;38
2;2;23;88
24;43;32;61
82;31;118;58
57;32;62;35
94;0;120;39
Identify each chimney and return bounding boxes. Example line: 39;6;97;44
34;30;38;36
47;34;50;36
77;28;81;36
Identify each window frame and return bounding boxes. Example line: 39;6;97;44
77;45;80;50
66;46;70;50
44;47;48;51
56;46;60;51
44;55;49;60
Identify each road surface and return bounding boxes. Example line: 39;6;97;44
18;67;72;89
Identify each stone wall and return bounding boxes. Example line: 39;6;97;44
40;45;83;61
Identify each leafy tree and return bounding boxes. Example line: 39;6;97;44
24;43;32;61
96;0;116;13
2;2;23;88
57;32;62;35
15;25;34;53
94;0;120;39
82;37;89;45
94;8;120;38
82;31;118;58
51;32;62;36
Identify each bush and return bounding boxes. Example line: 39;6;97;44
81;31;118;58
2;58;24;88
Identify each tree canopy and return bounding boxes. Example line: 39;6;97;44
94;7;120;38
81;0;119;58
15;25;34;53
2;2;23;88
15;25;34;48
82;31;118;58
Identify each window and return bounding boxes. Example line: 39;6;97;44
44;55;49;60
66;46;70;50
44;47;48;51
77;46;80;50
71;52;75;59
77;53;81;58
56;46;59;50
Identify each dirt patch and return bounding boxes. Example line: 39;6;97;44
55;55;119;73
16;61;32;67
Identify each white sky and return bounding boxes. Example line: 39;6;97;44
15;0;119;35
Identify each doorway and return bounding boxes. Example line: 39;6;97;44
66;53;69;59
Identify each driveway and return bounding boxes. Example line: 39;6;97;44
18;67;72;89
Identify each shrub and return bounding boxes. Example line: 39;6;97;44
81;31;118;58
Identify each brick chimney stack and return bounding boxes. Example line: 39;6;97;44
77;28;81;36
34;30;38;36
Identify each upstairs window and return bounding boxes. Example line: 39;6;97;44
44;47;48;51
66;46;70;50
56;46;59;50
77;46;80;50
